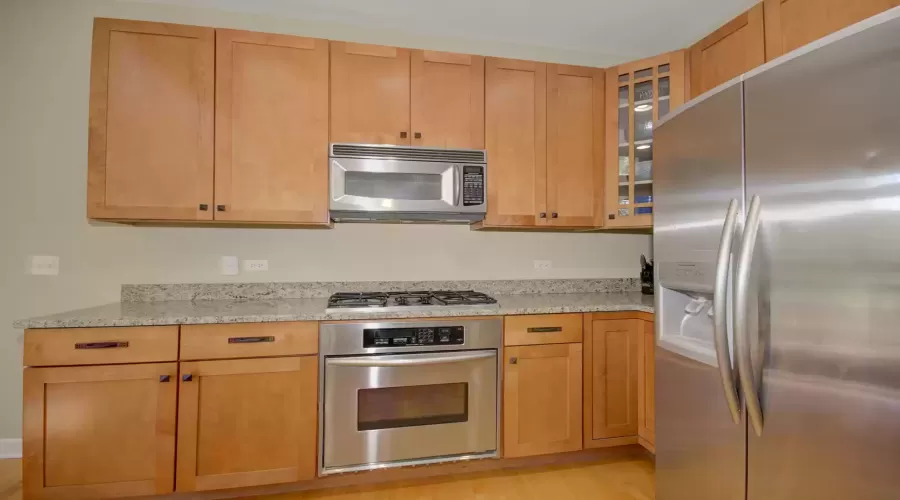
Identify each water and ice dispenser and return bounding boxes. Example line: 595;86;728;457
657;268;734;369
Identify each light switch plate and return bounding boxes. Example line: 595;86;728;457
243;259;269;272
219;256;239;276
28;256;59;275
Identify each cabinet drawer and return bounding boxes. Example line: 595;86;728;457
504;314;583;346
180;322;318;360
24;326;179;366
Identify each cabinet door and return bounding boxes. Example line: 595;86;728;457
214;30;329;224
411;50;484;149
330;42;410;145
23;363;177;499
637;320;656;452
689;4;766;99
484;58;547;227
586;319;639;440
546;64;605;228
503;343;583;458
605;52;685;228
764;0;898;60
87;19;214;221
176;356;317;492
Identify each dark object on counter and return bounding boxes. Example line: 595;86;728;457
640;255;654;295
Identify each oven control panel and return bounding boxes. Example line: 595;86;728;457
364;326;465;347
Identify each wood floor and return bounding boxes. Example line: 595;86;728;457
0;457;654;499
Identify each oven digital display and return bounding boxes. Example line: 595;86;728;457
363;326;465;347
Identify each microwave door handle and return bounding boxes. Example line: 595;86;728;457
327;351;495;367
454;165;462;206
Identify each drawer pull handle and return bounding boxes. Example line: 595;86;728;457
510;357;518;365
159;375;170;383
75;341;129;349
228;336;275;344
182;374;193;382
527;327;563;333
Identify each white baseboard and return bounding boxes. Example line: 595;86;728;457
0;438;22;459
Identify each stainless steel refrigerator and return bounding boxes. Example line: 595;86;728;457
653;7;900;500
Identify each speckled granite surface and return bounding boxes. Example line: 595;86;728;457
121;279;640;302
14;292;653;329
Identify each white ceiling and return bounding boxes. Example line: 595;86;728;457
129;0;758;65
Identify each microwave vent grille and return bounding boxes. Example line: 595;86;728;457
330;144;486;164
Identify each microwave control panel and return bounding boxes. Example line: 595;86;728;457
462;166;485;206
364;326;465;347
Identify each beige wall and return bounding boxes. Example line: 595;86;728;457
0;0;649;439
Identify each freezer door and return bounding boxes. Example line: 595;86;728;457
653;82;746;500
742;8;900;500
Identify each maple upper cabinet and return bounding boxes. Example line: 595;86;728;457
483;58;547;227
504;343;583;458
23;363;178;499
546;65;605;228
330;42;411;145
689;4;766;99
411;50;485;149
214;30;329;224
637;320;656;453
87;19;214;221
764;0;898;60
583;316;640;445
604;51;685;229
176;356;317;492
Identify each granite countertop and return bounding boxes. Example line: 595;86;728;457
13;292;654;329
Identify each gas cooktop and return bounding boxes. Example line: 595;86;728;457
325;290;499;313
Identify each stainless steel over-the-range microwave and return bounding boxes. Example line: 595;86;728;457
328;143;487;223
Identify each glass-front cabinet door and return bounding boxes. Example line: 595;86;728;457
605;51;686;228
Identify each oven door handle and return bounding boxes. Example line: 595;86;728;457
327;351;496;367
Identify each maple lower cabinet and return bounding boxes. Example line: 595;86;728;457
330;42;411;145
637;319;656;453
214;30;329;224
87;18;214;221
483;58;547;228
175;356;318;492
763;0;898;60
583;315;640;446
546;65;605;228
689;4;766;99
604;52;686;229
503;343;583;458
411;50;485;149
22;363;178;499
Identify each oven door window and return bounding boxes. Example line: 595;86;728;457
357;383;468;431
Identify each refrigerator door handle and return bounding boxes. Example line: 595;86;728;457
714;198;742;424
735;194;764;436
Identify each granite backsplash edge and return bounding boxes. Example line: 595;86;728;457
122;278;641;302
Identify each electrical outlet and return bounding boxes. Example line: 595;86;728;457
533;260;552;270
219;256;239;276
243;259;269;272
28;256;59;275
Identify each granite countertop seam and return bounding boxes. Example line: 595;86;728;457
13;292;654;330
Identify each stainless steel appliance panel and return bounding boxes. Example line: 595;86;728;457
322;350;498;472
654;81;747;500
655;82;747;294
742;9;900;499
